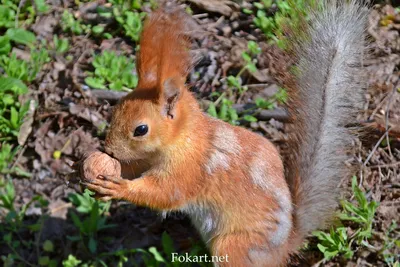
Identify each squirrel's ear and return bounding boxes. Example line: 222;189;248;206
161;78;182;119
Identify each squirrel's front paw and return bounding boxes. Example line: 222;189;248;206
82;175;128;201
77;150;124;201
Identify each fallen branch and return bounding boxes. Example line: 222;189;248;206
90;90;291;121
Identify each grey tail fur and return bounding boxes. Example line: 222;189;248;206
285;0;369;247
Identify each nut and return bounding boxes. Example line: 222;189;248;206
80;151;121;182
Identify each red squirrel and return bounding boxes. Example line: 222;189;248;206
79;1;369;266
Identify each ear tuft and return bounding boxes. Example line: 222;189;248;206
162;78;181;119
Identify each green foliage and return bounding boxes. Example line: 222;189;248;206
0;78;30;140
0;49;50;82
208;97;239;125
0;28;37;56
0;143;18;173
313;176;379;261
98;232;210;267
0;0;48;30
313;227;354;260
85;51;138;91
227;41;261;94
62;255;82;267
380;221;400;266
61;10;90;35
101;0;152;42
67;190;115;255
0;2;16;29
5;28;36;46
255;87;287;111
0;178;49;266
53;35;70;54
253;0;309;48
0;48;47;141
113;8;146;42
339;176;379;243
255;98;274;110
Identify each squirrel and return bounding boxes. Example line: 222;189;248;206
79;1;369;266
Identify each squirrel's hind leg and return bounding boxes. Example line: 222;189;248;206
210;231;289;267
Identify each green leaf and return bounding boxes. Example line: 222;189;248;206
243;115;258;122
39;256;50;266
109;81;123;91
2;94;14;105
0;36;11;55
148;247;166;263
227;76;241;89
62;255;82;267
317;243;326;253
10;106;19;129
161;232;175;257
69;212;83;230
43;240;54;252
92;25;104;34
242;8;253;14
88;237;97;254
3;233;12;243
242;52;252;63
219;101;228;121
246;63;257;73
85;77;106;89
207;103;218;118
0;77;28;94
228;107;239;122
66;235;81;242
6;29;36;46
34;0;49;13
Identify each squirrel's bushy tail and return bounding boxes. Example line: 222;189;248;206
285;0;369;248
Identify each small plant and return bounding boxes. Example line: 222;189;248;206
255;87;288;111
313;176;379;261
0;2;16;29
0;77;30;140
313;227;354;260
113;8;146;42
105;0;155;42
207;95;239;125
0;179;49;266
67;190;115;255
61;10;90;35
0;28;36;56
253;0;308;48
0;143;19;173
85;51;138;91
0;49;49;82
53;35;69;54
226;41;261;94
379;221;400;266
0;0;48;30
339;176;379;243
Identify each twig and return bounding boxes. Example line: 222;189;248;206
72;49;91;98
15;0;27;28
10;145;26;170
368;161;400;169
90;90;127;103
384;83;398;176
363;127;392;168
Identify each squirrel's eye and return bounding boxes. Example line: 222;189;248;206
133;125;148;137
